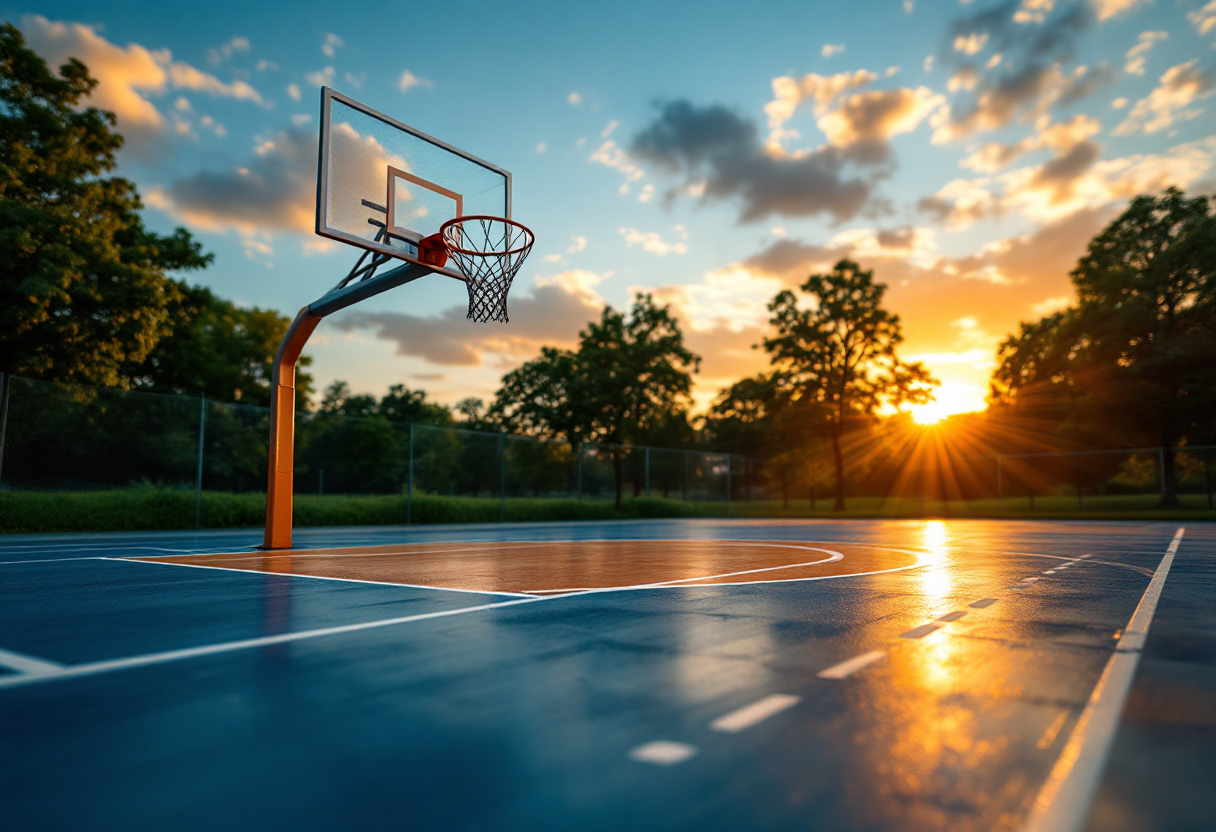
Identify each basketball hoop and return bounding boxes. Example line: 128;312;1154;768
439;216;535;323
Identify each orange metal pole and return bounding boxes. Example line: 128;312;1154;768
262;308;321;549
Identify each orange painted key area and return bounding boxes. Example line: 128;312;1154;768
135;540;921;595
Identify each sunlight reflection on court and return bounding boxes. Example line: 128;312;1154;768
918;521;953;605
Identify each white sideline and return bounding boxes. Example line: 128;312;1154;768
1020;527;1185;832
0;647;64;676
0;596;542;690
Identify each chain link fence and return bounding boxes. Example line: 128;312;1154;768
0;373;1212;532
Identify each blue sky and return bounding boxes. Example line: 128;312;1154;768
10;0;1216;417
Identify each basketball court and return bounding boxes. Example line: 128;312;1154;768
5;87;1214;831
1;518;1213;830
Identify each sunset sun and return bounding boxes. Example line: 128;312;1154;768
908;382;988;426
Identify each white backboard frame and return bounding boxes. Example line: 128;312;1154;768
315;87;512;279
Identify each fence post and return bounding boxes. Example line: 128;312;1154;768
1158;446;1166;505
644;446;650;498
683;450;689;502
319;469;324;498
577;445;583;502
725;454;731;516
406;422;414;524
194;395;206;529
997;455;1004;514
0;372;9;488
499;434;506;523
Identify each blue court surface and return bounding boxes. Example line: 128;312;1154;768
1;519;1213;831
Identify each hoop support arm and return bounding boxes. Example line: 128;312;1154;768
261;260;436;549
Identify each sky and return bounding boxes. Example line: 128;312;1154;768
9;0;1216;419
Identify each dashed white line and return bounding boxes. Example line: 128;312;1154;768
629;740;698;765
970;598;998;609
710;694;800;733
900;623;941;639
817;650;887;680
937;610;967;623
1036;709;1071;750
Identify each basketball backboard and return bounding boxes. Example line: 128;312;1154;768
315;87;511;275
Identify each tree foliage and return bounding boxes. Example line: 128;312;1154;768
492;293;699;506
763;259;936;509
319;380;453;426
992;188;1216;504
127;283;313;407
0;24;211;385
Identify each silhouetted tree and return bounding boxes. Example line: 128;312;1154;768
763;260;936;510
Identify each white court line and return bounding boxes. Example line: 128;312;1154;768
0;595;543;691
520;548;845;593
710;693;801;733
1020;527;1184;832
112;558;534;598
818;650;887;680
629;740;698;765
0;647;64;676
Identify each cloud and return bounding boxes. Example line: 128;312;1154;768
821;44;846;58
1014;0;1056;25
620;227;688;256
817;86;945;160
922;135;1216;226
397;69;432;93
1124;31;1167;77
933;1;1099;142
954;33;989;55
305;66;335;86
960;113;1101;172
1114;61;1216;135
568;92;582;105
764;69;876;138
628;100;878;224
207;36;249;66
1093;0;1152;22
933;62;1113;143
21;15;165;141
321;33;343;58
535;142;547;154
589;139;645;181
287;82;301;102
334;270;608;366
21;15;266;156
1191;2;1216;37
164;62;265;105
147;128;316;236
1032;295;1072;316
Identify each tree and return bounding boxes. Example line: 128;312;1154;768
318;380;452;425
992;188;1216;506
127;283;313;408
491;346;583;442
703;373;827;508
763;259;936;510
492;293;700;507
0;24;211;387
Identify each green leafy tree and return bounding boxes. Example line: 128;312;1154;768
491;346;583;442
127;283;313;407
992;188;1216;505
0;24;211;386
378;384;454;426
763;259;936;510
493;293;700;507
